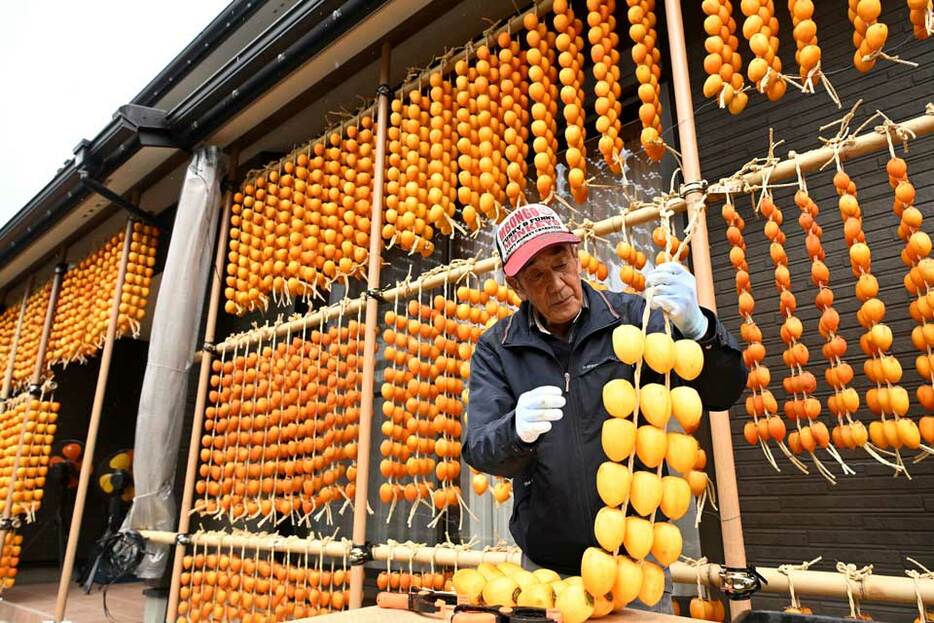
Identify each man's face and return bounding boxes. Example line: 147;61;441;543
508;243;583;327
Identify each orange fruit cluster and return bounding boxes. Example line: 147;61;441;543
0;532;22;591
496;32;531;211
48;225;157;367
888;157;934;444
833;170;918;452
426;74;459;240
722;202;784;447
524;12;560;201
615;241;647;292
651;226;689;266
376;569;453;593
378;282;518;511
579;249;609;282
194;320;363;521
453;49;510;230
0;399;58;523
554;0;588;202
794;190;866;451
0;306;17;378
589;0;624;169
701;0;748;114
690;597;727;622
627;0;665;160
741;0;786;100
227;120;375;315
849;0;887;72
9;282;51;390
908;0;932;40
759;196;833;457
176;546;348;623
385;94;439;257
788;1;821;86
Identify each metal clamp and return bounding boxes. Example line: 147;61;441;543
0;517;21;531
55;263;69;275
175;533;193;546
680;179;708;198
203;342;217;355
376;83;392;97
349;541;373;566
27;384;42;397
719;566;767;600
365;288;385;302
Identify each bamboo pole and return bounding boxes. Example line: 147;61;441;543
53;219;134;623
670;561;934;608
662;0;750;617
31;259;66;388
209;198;686;355
708;106;934;194
139;531;934;607
0;262;65;546
1;277;34;401
164;150;238;623
348;41;391;611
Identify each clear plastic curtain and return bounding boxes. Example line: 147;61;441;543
122;146;226;578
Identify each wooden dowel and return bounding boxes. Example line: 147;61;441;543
349;40;391;612
208;198;685;356
669;561;934;607
708;106;934;196
31;260;66;387
1;277;34;401
140;529;934;607
165;151;238;623
662;0;750;617
53;219;134;623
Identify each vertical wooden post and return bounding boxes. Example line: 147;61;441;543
164;150;238;623
54;219;134;623
1;277;34;400
662;0;751;616
32;258;67;387
349;39;391;610
0;261;66;546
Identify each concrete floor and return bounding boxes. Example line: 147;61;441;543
0;580;145;623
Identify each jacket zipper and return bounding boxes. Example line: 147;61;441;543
564;358;592;539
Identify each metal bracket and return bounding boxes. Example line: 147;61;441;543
77;170;158;226
349;542;372;566
55;263;68;275
365;288;385;302
719;566;767;600
680;179;708;198
27;384;42;397
202;342;217;355
0;517;21;531
175;533;192;546
376;83;392;97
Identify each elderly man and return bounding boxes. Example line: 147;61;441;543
463;204;745;611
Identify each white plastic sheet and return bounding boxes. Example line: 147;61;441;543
122;146;226;578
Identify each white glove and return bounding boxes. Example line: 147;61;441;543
515;385;566;443
645;262;709;340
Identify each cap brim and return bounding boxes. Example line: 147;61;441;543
503;231;581;277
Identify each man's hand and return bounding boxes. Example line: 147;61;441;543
515;385;565;443
646;262;708;340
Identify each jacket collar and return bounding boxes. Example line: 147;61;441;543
501;281;621;350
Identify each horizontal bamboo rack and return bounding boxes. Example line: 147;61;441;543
139;531;932;606
209;198;686;355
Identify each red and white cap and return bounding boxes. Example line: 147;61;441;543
495;203;580;277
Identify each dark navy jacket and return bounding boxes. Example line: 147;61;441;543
463;282;745;576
